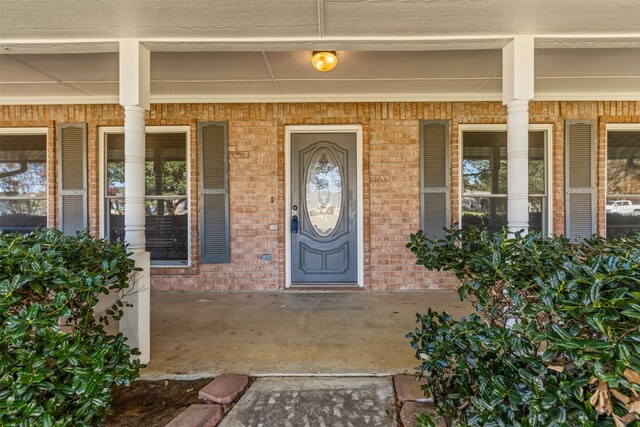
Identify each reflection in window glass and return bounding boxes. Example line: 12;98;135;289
607;132;640;237
105;132;188;264
0;134;47;233
462;131;547;234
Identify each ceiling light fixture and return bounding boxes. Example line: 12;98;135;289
311;51;338;72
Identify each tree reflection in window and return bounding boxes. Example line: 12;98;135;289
0;134;47;233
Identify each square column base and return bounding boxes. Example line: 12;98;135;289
120;250;151;364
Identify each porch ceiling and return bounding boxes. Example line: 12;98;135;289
0;49;638;102
1;0;639;43
0;0;638;103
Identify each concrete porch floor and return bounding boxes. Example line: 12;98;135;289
142;291;472;379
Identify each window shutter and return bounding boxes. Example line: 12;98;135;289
565;120;596;240
58;123;87;236
199;122;230;263
420;120;450;239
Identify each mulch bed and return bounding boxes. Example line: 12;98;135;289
105;378;213;427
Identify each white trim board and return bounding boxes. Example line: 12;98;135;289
2;92;640;105
98;125;192;267
284;125;364;288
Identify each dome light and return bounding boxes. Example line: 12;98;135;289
311;51;338;72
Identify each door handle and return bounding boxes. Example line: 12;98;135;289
291;215;299;234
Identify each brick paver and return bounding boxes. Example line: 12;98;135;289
394;374;430;403
165;404;222;427
199;374;249;404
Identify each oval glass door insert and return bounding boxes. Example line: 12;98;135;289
305;150;342;236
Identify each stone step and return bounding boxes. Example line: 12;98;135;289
165;404;222;427
199;374;249;404
393;374;431;403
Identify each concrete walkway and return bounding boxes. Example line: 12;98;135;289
166;373;446;427
219;377;396;427
143;291;472;379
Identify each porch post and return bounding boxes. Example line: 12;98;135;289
502;36;534;236
119;40;151;364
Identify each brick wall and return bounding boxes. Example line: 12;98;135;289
1;101;639;291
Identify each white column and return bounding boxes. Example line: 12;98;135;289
503;36;534;236
119;40;151;364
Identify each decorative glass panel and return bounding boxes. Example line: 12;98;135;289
305;150;342;236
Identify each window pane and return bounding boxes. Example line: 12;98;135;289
606;196;640;237
146;198;188;262
607;132;640;237
106;198;189;262
107;199;125;242
463;132;507;195
0;134;47;197
529;196;545;233
462;196;507;234
106;134;125;197
145;134;187;196
0;199;47;233
528;132;546;194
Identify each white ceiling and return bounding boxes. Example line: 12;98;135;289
0;0;638;102
1;49;639;101
1;0;639;42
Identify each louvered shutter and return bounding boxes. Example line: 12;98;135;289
420;120;450;239
565;120;596;240
58;123;87;235
199;122;230;263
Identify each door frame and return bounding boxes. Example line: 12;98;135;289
285;125;364;288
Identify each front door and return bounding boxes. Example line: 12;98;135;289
290;132;358;284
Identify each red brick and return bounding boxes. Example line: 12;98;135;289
165;404;222;427
394;374;430;403
2;101;638;291
199;374;248;404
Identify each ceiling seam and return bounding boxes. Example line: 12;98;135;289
317;0;325;38
261;52;282;94
472;68;502;93
5;54;93;97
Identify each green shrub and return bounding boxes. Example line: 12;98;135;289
407;226;640;427
0;229;143;426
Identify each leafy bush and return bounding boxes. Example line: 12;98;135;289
407;226;640;426
0;229;143;426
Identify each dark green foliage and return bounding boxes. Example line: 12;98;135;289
0;229;143;426
407;226;640;426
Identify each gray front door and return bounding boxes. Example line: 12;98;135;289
291;132;357;284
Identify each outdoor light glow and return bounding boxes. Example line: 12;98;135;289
311;51;338;72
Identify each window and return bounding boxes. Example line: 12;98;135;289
0;132;47;234
102;129;189;265
461;129;550;235
606;130;640;237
